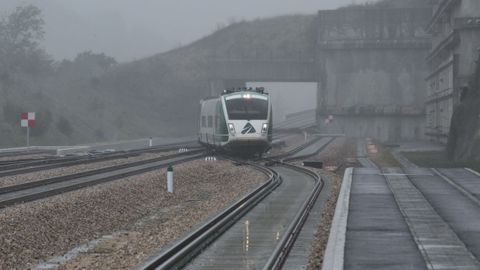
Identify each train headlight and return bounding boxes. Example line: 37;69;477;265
262;123;268;134
228;123;236;135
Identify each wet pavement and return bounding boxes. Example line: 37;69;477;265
345;168;427;270
184;166;316;270
325;167;480;270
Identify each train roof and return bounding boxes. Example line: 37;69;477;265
201;87;268;103
221;87;267;96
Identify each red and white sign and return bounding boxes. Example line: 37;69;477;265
21;112;35;128
324;115;334;125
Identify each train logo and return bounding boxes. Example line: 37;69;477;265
241;122;256;135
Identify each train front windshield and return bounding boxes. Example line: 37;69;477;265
226;96;268;120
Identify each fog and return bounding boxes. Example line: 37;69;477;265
247;82;317;123
0;0;372;62
0;0;383;148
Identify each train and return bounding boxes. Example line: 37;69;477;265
198;87;273;156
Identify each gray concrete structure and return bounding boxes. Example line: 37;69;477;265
208;4;437;142
325;167;480;270
207;58;317;97
384;167;480;269
344;168;428;270
317;6;432;142
426;0;480;143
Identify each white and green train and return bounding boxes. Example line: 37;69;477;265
198;88;273;155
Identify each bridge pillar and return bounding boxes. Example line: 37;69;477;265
316;6;432;142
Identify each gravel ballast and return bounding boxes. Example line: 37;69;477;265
0;154;51;162
300;137;357;269
0;151;175;188
307;171;342;270
0;160;266;269
296;137;358;174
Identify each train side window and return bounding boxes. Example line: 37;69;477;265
202;116;206;127
208;116;213;127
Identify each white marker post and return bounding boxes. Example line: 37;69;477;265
149;137;153;147
167;165;173;193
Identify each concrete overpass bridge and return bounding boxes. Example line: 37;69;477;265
207;58;317;95
207;5;433;142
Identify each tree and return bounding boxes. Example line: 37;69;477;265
55;51;117;81
0;5;51;80
56;116;73;137
2;5;45;52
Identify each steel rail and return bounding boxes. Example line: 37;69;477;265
281;136;336;162
136;161;281;270
0;158;48;166
266;136;323;161
263;163;323;270
379;167;480;270
431;168;480;207
0;149;204;196
0;151;206;209
137;137;331;270
0;145;202;177
0;141;199;173
260;137;332;269
0;149;54;158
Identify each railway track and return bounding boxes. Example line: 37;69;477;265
137;137;334;270
137;160;281;270
282;136;336;162
356;138;378;169
0;149;56;159
0;141;200;177
0;149;206;209
267;135;335;161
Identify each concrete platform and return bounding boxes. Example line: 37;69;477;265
323;167;480;270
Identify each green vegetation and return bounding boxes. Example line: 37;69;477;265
370;144;401;168
0;3;317;147
403;151;480;172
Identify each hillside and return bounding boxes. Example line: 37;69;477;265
342;0;432;8
0;13;316;147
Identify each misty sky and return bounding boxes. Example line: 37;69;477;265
1;0;371;62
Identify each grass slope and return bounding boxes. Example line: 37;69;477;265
1;14;316;147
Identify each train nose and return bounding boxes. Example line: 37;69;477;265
241;122;257;135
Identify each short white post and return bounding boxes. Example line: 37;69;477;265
149;137;153;147
167;165;173;193
27;126;30;147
